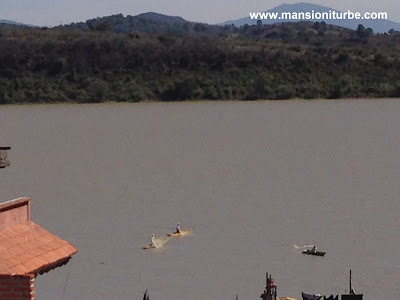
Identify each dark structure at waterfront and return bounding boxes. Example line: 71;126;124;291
0;146;10;168
260;272;277;300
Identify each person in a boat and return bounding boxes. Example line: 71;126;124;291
175;222;181;234
312;245;317;253
150;233;155;247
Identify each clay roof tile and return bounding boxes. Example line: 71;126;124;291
0;222;77;274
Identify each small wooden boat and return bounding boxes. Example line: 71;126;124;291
302;249;326;257
302;292;322;300
142;234;171;249
142;244;156;249
166;229;191;237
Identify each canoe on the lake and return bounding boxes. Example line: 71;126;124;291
302;249;326;256
142;235;172;249
142;244;156;249
302;292;323;300
166;229;191;237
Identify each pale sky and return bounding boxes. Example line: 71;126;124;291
0;0;398;27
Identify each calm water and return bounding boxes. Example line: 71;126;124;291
1;100;399;300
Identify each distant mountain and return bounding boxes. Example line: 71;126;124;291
0;19;22;25
55;13;224;37
223;3;400;33
0;19;27;26
136;12;186;25
55;10;366;39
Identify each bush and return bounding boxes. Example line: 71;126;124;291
87;79;109;102
276;85;296;99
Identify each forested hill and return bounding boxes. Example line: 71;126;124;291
54;13;221;37
1;21;400;104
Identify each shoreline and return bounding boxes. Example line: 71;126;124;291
0;97;398;107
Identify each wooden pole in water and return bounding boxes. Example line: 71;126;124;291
349;269;352;294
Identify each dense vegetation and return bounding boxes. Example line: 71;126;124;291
1;18;400;104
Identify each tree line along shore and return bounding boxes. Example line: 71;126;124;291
1;20;400;104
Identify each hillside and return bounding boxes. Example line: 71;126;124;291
136;12;186;24
1;21;400;104
54;13;220;37
0;19;26;25
0;19;31;28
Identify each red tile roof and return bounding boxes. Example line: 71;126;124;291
0;221;77;275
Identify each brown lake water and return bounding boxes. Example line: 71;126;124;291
1;100;399;299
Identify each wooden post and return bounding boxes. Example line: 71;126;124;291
349;270;352;294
